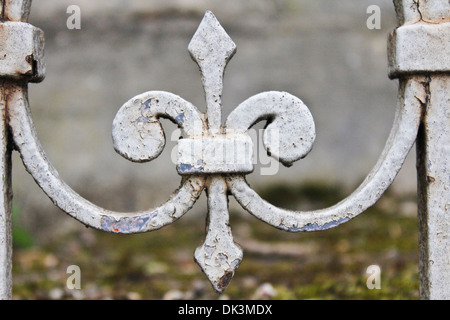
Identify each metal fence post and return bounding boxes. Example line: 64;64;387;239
0;0;44;299
416;75;450;300
390;0;450;300
0;73;13;301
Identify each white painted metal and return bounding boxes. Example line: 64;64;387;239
112;91;205;163
0;83;13;300
416;76;450;300
0;22;45;82
393;0;450;24
194;177;243;293
391;0;450;301
0;0;35;301
0;0;448;298
228;78;424;232
177;135;254;174
1;0;31;23
226;91;316;167
388;23;450;78
8;84;205;233
188;10;236;135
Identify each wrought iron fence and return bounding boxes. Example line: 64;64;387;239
0;0;448;299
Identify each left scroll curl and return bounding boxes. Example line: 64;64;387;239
8;85;206;233
112;91;206;163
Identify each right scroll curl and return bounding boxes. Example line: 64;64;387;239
227;78;425;232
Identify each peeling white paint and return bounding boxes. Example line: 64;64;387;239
0;0;449;299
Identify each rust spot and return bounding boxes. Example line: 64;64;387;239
25;54;38;77
427;176;435;183
101;215;153;234
216;269;234;292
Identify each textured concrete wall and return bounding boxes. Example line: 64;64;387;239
13;0;415;240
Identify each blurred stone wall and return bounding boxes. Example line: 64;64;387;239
13;0;416;241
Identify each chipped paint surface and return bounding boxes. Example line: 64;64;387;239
178;163;204;174
227;78;424;233
393;0;450;24
226;91;315;167
112;91;205;163
7;84;206;232
1;1;449;298
1;0;32;22
194;177;243;293
0;0;44;83
0;0;34;300
0;82;13;300
392;0;450;300
278;217;351;232
388;23;450;78
188;10;236;135
177;135;253;174
101;215;152;234
416;75;450;300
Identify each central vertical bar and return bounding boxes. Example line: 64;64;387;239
195;177;243;293
188;11;242;291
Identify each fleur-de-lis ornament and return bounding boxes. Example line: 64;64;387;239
9;9;421;295
4;0;442;299
110;11;315;292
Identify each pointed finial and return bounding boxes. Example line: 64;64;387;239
188;11;236;134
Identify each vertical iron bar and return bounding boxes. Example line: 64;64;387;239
0;81;13;300
417;75;450;300
0;0;32;300
392;0;449;299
